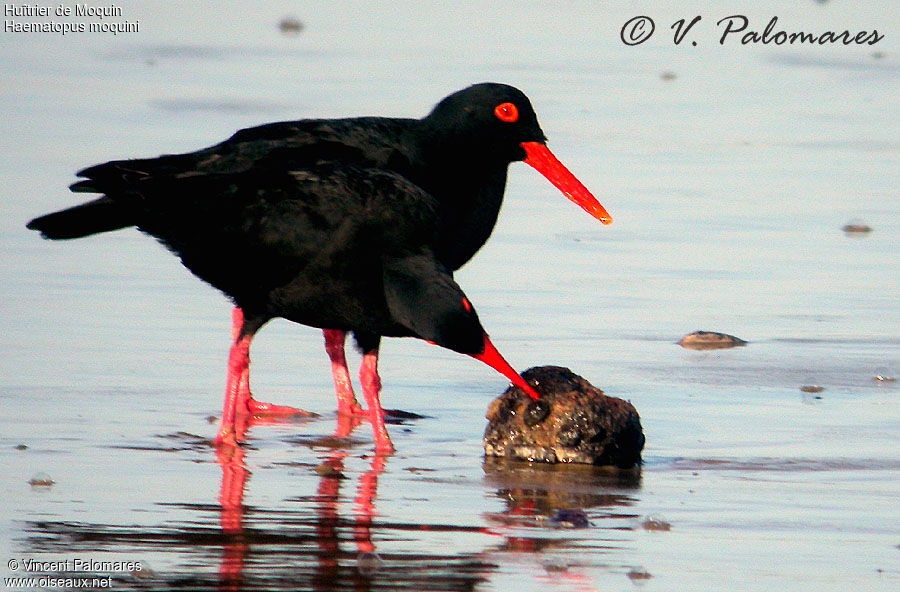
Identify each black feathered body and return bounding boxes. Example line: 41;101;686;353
29;119;496;353
27;84;549;354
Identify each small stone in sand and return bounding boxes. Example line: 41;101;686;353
14;444;27;450
842;220;872;234
28;472;54;487
627;568;653;581
278;17;304;35
660;71;677;81
641;516;672;531
800;385;825;394
678;330;747;350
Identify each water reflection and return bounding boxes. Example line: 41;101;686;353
480;457;641;581
215;442;248;590
483;457;641;514
215;413;390;591
19;414;647;591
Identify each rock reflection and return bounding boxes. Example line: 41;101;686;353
480;458;642;585
482;457;639;541
483;457;640;522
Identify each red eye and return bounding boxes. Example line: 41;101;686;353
493;102;518;123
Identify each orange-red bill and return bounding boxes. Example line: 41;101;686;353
470;333;540;400
521;141;612;225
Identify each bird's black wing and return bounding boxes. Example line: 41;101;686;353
70;117;418;195
34;116;419;242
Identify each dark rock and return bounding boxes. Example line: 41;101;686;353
483;366;644;468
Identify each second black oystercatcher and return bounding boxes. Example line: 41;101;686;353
26;83;611;453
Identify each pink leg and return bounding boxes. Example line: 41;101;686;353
230;308;253;414
359;350;394;454
214;334;252;446
323;329;365;416
225;307;310;418
235;367;251;412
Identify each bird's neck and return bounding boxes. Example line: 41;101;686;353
430;165;509;272
411;125;513;271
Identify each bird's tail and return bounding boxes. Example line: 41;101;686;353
26;196;132;240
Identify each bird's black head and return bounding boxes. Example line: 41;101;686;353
422;83;547;164
384;255;486;355
420;293;542;400
421;83;612;225
382;252;540;398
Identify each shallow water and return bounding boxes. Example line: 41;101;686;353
2;1;899;590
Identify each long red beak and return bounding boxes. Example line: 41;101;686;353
469;333;540;400
521;141;612;225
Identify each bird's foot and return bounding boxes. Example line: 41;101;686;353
245;398;314;417
337;401;368;418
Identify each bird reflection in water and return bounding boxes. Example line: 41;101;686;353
214;411;387;591
20;422;640;590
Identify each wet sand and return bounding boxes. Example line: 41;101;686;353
2;1;899;590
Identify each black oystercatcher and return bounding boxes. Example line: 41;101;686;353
26;83;611;453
